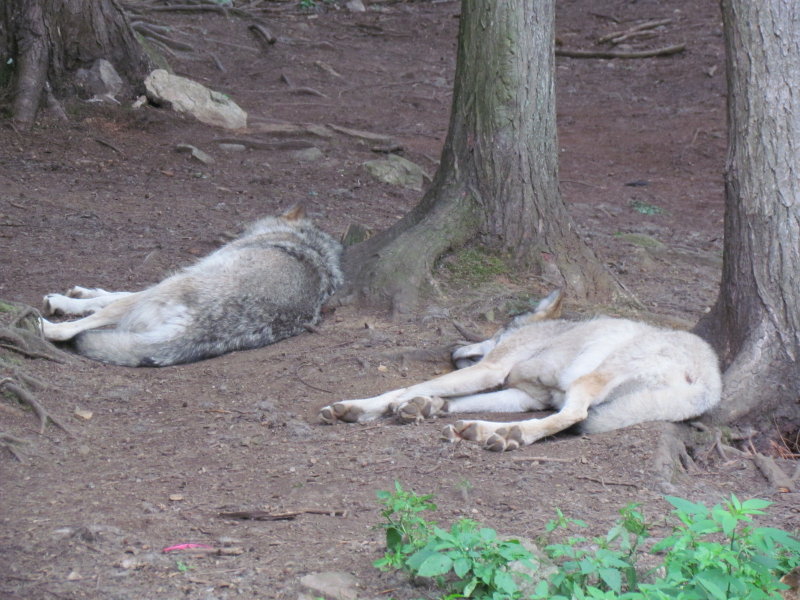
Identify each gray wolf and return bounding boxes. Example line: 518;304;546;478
40;205;343;367
320;290;722;452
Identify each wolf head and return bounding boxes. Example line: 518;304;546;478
452;289;565;368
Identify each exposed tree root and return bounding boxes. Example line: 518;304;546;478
0;301;73;449
0;432;27;461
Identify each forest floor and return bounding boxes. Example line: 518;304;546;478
1;1;798;599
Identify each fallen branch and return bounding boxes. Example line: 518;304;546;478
556;44;686;59
219;508;346;521
598;18;673;45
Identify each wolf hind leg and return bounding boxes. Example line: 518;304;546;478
41;292;143;341
444;372;612;451
44;288;134;316
72;329;174;367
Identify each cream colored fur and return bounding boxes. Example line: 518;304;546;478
320;290;722;452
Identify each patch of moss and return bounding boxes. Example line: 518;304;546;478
441;246;510;287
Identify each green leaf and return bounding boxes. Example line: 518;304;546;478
453;556;472;578
696;572;730;600
493;570;518;594
664;496;708;517
740;498;772;513
416;553;453;577
385;527;402;551
598;568;622;593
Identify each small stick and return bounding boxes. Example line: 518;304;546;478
576;475;639;487
451;320;484;343
294;362;333;394
512;455;573;463
94;138;124;156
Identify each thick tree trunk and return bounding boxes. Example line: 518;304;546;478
341;1;617;314
2;0;152;128
697;0;800;424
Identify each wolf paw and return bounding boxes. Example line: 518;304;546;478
442;420;523;452
67;286;94;298
42;293;67;316
319;402;365;424
395;396;448;423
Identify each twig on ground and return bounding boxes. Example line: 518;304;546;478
576;475;639;488
451;320;484;343
511;455;573;463
294;362;333;394
94;138;125;157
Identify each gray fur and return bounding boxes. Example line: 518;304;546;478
42;210;342;367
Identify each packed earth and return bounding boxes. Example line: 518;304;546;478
1;1;798;599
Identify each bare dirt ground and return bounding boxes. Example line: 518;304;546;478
1;1;798;599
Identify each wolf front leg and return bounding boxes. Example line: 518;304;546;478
321;361;509;425
319;388;409;423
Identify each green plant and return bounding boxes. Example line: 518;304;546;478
405;519;534;599
374;482;535;599
175;559;192;573
641;495;800;599
533;496;800;600
629;199;664;215
374;481;438;572
539;504;649;597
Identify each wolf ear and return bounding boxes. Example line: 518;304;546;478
531;289;564;321
281;204;306;221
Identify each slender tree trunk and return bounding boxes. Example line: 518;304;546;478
697;0;800;425
340;1;617;314
2;0;152;129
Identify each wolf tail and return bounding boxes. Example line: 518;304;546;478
73;330;177;367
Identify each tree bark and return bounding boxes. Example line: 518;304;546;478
697;0;800;424
2;0;152;128
341;1;617;314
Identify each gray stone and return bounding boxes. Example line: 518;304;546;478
175;144;215;165
363;154;428;190
292;147;324;162
75;59;123;103
299;571;358;600
218;143;247;152
345;0;366;12
145;69;247;130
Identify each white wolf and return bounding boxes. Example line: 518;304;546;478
41;205;343;367
320;290;722;451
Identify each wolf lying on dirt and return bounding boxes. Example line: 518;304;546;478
40;205;343;367
320;290;722;451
